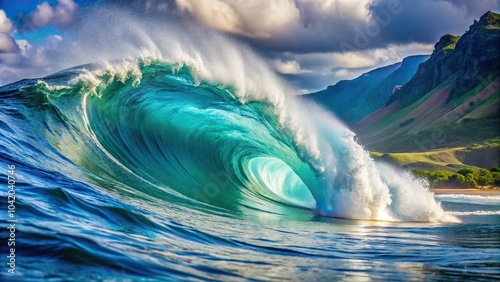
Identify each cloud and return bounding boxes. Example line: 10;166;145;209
54;0;78;26
366;0;500;45
16;0;78;31
0;10;13;33
438;0;500;16
32;2;54;28
174;0;500;53
176;0;300;38
174;0;369;51
333;69;353;79
271;42;434;92
0;34;65;85
0;10;16;55
0;33;18;54
15;39;32;57
273;59;302;74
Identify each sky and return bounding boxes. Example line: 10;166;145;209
0;0;499;92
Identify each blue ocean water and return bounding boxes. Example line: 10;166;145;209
0;61;498;281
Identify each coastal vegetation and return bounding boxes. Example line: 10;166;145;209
413;167;500;188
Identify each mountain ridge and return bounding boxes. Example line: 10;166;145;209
387;11;500;108
353;11;500;153
306;55;429;125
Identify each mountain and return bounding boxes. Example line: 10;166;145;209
354;11;500;153
306;55;429;125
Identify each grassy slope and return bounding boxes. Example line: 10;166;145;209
356;75;500;153
355;77;453;140
370;138;500;172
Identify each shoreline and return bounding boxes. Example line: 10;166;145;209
431;188;500;196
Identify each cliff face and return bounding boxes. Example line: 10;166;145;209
306;55;428;125
354;11;500;153
388;11;500;107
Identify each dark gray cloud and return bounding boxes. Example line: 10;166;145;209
368;0;500;47
246;0;500;53
437;0;499;16
100;0;499;54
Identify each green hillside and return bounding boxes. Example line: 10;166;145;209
306;55;429;125
354;11;500;154
370;138;500;188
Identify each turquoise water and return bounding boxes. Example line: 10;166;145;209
0;61;498;281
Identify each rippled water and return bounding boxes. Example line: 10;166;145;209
1;178;498;281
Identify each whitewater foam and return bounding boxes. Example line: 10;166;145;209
435;194;500;205
449;210;500;216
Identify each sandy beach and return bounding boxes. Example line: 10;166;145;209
432;188;500;196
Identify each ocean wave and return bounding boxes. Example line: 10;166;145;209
0;57;458;223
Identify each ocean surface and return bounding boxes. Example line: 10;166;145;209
0;60;499;281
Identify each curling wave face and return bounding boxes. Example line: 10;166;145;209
4;59;456;222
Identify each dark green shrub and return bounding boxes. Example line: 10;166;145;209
492;172;500;185
491;166;500;173
413;170;468;188
477;168;494;186
414;166;499;188
458;168;477;176
461;174;478;187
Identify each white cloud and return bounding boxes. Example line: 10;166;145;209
330;44;433;69
273;59;302;74
24;0;78;30
0;10;13;33
0;35;66;85
334;69;352;79
174;0;375;40
15;40;32;57
0;0;76;85
54;0;78;26
173;0;387;50
176;0;301;38
44;34;63;50
0;33;18;53
32;2;54;28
